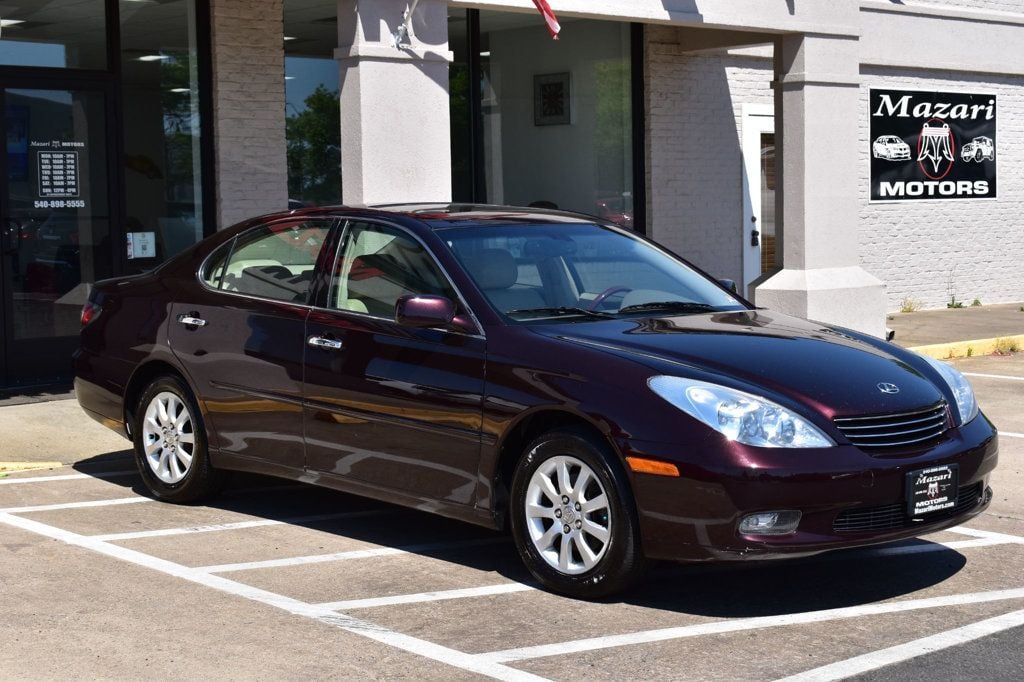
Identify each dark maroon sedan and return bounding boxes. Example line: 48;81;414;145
75;205;998;598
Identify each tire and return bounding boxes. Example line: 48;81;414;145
975;149;984;162
509;427;648;599
132;375;225;503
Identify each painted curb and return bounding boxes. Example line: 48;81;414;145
907;334;1024;360
0;462;63;474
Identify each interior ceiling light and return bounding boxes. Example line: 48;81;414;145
137;54;169;62
169;88;190;93
0;19;25;27
283;36;297;41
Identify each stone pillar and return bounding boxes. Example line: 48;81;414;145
337;0;452;205
210;0;288;228
751;33;887;337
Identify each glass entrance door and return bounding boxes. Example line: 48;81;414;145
1;85;112;386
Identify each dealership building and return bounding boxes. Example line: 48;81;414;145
0;0;1021;387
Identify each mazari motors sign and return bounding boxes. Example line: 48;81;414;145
869;89;997;201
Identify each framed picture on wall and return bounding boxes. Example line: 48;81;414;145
534;72;571;126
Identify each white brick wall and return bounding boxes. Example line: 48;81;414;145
645;28;772;283
210;0;289;229
899;0;1024;13
858;67;1024;311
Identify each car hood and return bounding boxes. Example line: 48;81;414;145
533;309;946;419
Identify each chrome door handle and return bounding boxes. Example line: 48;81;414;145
308;336;343;350
178;315;207;327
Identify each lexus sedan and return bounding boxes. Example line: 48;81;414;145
75;204;998;598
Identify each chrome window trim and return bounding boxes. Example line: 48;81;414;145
195;215;486;340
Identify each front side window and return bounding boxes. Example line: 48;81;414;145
443;223;744;322
330;222;455;318
209;220;330;303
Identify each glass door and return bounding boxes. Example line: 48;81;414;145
1;83;113;386
741;105;776;297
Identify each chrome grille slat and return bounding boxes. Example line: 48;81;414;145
834;402;949;452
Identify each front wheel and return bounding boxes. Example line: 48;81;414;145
133;375;225;503
510;428;648;599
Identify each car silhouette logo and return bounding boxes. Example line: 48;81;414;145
877;382;900;394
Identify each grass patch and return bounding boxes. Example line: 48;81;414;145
899;296;921;313
994;338;1020;355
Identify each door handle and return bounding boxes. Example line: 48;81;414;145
178;315;207;328
308;335;344;351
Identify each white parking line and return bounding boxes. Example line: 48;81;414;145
196;536;507;574
0;470;137;485
776;607;1024;681
0;496;152;514
90;509;391;542
480;587;1024;663
318;583;536;611
0;511;547;682
964;372;1024;382
1001;431;1024;440
948;526;1024;543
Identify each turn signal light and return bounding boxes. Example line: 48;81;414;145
625;456;680;477
81;301;101;327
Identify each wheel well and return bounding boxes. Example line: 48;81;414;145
493;410;617;526
123;361;188;436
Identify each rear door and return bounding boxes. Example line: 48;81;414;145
169;217;336;470
303;219;486;505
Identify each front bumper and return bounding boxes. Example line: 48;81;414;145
624;413;998;562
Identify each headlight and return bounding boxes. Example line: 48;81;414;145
648;376;834;448
921;355;978;424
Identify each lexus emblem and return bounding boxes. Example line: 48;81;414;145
877;382;900;394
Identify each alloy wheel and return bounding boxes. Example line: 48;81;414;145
141;391;195;484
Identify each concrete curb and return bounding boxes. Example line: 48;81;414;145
908;334;1024;360
0;461;63;474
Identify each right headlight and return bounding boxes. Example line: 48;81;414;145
648;376;835;448
920;355;979;425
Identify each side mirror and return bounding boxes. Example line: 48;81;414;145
718;278;737;293
395;295;456;328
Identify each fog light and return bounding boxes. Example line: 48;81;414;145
738;510;801;536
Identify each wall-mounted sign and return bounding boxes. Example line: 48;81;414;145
869;89;997;201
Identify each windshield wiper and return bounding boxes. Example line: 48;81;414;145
617;301;717;315
506;306;616;320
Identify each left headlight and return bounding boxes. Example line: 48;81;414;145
921;355;979;424
648;376;835;448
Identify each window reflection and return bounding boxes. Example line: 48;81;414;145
0;0;108;69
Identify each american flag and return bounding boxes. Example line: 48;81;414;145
532;0;561;39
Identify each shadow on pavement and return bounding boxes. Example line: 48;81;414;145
71;454;966;616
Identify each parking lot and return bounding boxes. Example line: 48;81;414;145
1;353;1022;680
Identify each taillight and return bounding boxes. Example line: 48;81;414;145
81;301;101;327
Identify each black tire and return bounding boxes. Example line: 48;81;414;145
975;149;983;162
132;374;226;503
509;427;648;599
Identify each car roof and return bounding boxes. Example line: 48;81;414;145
278;203;610;230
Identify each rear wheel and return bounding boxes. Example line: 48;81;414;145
133;375;225;503
510;428;647;598
975;149;984;162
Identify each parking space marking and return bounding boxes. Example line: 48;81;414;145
0;511;548;682
89;509;392;542
0;496;152;514
776;607;1024;681
480;587;1024;663
196;536;507;574
948;526;1024;543
317;583;536;611
1001;431;1024;440
964;372;1024;382
0;470;137;485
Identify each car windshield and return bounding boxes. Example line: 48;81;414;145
441;222;745;322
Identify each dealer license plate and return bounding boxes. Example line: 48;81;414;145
906;464;959;517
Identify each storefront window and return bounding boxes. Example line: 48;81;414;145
476;13;634;227
0;0;108;69
284;1;341;207
120;0;205;264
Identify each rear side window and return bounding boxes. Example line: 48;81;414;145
203;220;331;304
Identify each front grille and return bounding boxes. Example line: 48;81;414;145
834;403;950;452
833;482;984;533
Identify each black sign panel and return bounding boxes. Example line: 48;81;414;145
869;89;997;201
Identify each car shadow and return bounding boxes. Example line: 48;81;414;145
72;454;967;617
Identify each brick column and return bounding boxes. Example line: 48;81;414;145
336;0;452;205
751;33;887;337
210;0;288;228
